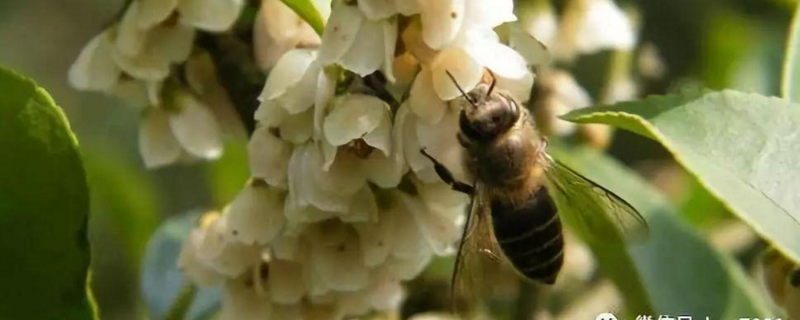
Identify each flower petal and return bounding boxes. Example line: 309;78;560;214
249;127;293;188
357;0;398;20
362;108;392;155
178;228;225;286
401;191;460;255
139;107;181;168
381;18;399;83
149;24;196;64
254;99;289;127
408;68;447;124
116;2;147;56
314;67;337;138
112;49;171;81
415;109;468;182
495;70;534;103
219;277;273;320
354;210;394;267
509;22;552;66
279;109;314;144
420;0;465;49
279;61;321;114
318;4;364;65
269;259;306;304
223;182;286;245
383;252;432;281
169;92;223;159
362;151;405;188
573;0;636;54
178;0;244;32
260;49;317;101
389;192;430;259
464;29;528;80
138;0;180;28
196;219;263;277
430;47;481;100
323;95;387;146
464;0;516;29
394;0;420;16
310;226;370;291
339;18;385;76
341;187;378;223
69;31;121;91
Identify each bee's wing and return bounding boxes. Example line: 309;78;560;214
543;157;648;244
451;189;505;318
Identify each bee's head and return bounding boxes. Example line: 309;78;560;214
447;71;521;141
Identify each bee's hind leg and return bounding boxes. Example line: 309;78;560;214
420;148;474;195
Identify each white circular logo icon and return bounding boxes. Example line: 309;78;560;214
595;313;618;320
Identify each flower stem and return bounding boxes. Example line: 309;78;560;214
164;283;198;320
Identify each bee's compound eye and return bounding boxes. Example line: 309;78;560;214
459;110;486;141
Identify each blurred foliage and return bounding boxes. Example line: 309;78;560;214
0;66;97;320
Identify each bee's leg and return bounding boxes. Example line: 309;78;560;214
420;148;474;195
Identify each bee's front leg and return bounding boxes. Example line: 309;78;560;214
420;148;474;195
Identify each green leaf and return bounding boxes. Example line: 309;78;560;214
561;90;800;265
142;212;221;320
281;0;325;36
784;3;800;101
0;66;97;319
550;145;772;318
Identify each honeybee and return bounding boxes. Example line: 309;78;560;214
420;71;647;315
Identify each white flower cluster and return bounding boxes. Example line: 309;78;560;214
178;0;538;319
515;0;647;146
69;0;245;167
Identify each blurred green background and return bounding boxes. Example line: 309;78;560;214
0;0;796;319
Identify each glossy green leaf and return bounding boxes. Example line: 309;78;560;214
783;3;800;101
281;0;325;36
562;90;800;264
142;212;221;320
550;145;772;318
0;66;97;319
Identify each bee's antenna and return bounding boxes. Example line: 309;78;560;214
486;69;497;98
445;70;477;107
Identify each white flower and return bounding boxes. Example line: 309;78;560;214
268;258;307;304
68;31;121;91
194;218;263;278
177;224;225;286
309;220;370;292
139;107;182;168
396;104;467;183
222;180;286;245
219;276;273;320
536;69;592;136
318;3;397;79
556;0;636;59
168;89;224;159
249;126;294;188
406;29;532;122
517;2;559;47
418;0;515;50
137;0;244;32
260;49;321;115
254;0;326;70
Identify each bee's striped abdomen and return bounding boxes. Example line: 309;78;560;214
490;187;563;284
